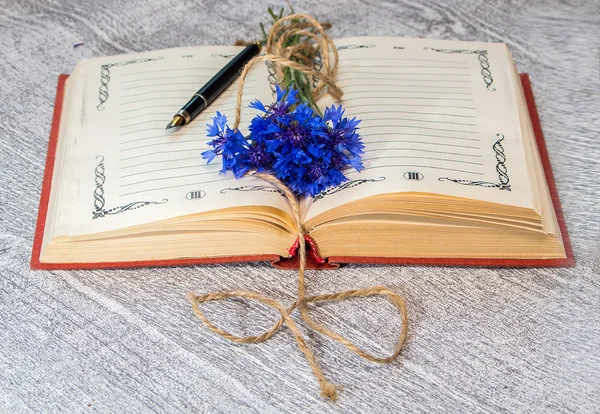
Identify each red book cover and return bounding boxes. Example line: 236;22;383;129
31;74;574;270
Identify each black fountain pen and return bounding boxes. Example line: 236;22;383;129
166;42;262;130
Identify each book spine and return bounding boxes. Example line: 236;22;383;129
271;236;338;270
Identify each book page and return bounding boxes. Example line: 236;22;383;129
305;36;534;221
54;46;284;236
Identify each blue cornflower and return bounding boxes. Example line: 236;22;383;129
201;111;247;174
323;105;364;170
202;111;228;162
203;87;364;198
233;140;274;178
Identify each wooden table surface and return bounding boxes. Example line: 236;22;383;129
1;0;598;412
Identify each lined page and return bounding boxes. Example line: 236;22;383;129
116;58;258;198
306;36;533;220
56;46;283;236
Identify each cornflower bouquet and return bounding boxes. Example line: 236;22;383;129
202;9;364;198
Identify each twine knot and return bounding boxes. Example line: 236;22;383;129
233;13;343;130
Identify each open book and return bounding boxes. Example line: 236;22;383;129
32;37;573;269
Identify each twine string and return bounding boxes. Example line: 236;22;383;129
233;13;342;130
187;175;409;401
187;14;408;400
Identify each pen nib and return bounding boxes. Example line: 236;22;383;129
166;115;185;130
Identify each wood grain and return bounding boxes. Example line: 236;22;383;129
0;0;599;412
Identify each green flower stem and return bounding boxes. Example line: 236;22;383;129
261;7;327;117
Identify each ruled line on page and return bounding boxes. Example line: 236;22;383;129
119;163;210;179
118;129;249;148
120;156;211;170
119;97;257;111
121;77;257;86
119;72;256;88
342;89;474;96
361;131;479;142
120;149;203;161
336;76;472;83
342;102;477;110
336;69;471;75
120;112;178;122
119;77;255;95
119;177;236;197
120;119;177;129
337;81;473;90
119;119;252;141
120;77;257;90
119;124;222;137
120;104;180;114
120;100;240;116
339;57;462;64
346;164;485;176
121;85;258;100
121;80;256;92
118;121;251;145
363;146;482;158
119;120;250;137
120;175;232;191
121;67;226;77
119;140;204;153
119;117;227;130
119;127;167;136
119;100;255;113
120;96;197;106
359;122;478;135
338;65;471;73
340;64;470;70
121;77;256;87
118;102;255;119
119;170;228;187
340;96;475;103
121;89;211;99
336;66;470;75
362;154;484;166
120;90;258;106
120;133;204;145
363;139;480;150
357;116;477;127
119;129;214;143
347;110;477;119
121;75;214;85
120;169;220;185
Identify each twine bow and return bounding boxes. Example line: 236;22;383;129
187;14;409;401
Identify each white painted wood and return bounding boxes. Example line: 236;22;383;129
0;0;598;412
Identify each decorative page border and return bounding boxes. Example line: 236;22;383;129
97;57;163;110
266;61;278;96
423;47;495;91
313;177;386;202
312;50;322;90
211;53;236;58
439;133;511;191
92;156;168;219
220;185;285;197
337;44;376;50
